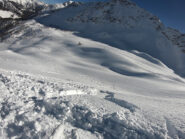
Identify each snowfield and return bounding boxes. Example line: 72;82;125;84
0;0;185;138
0;70;172;138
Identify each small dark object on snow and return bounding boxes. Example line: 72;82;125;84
78;42;82;45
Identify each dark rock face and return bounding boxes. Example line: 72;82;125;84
0;18;19;40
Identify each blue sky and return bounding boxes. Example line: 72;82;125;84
41;0;185;33
131;0;185;33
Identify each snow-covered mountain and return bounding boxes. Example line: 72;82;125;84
37;0;185;76
0;0;46;19
0;0;81;36
0;0;46;40
0;0;185;138
0;0;67;40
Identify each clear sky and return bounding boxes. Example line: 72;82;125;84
41;0;185;33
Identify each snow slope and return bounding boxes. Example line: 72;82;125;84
0;0;185;138
0;19;185;138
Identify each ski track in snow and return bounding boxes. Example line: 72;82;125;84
0;70;182;139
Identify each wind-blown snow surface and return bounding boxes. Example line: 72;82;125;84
0;1;185;138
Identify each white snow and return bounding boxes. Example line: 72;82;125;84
9;0;43;5
0;0;185;138
0;10;19;18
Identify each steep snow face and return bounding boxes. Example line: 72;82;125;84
36;0;185;76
